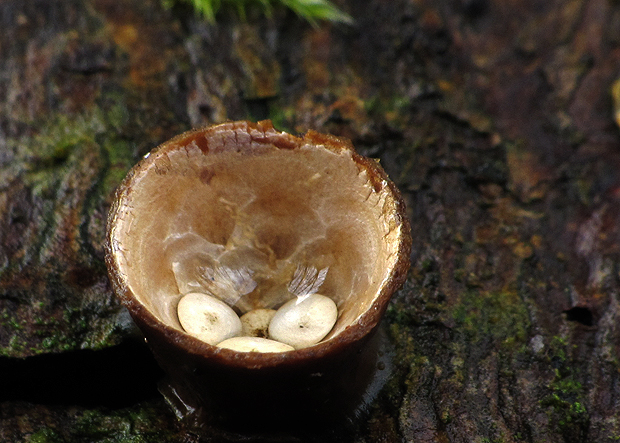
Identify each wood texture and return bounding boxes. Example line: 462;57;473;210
1;0;619;441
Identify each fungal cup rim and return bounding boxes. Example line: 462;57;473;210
105;120;411;369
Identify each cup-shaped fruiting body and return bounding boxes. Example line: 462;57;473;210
105;120;411;434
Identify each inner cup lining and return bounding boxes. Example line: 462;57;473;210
117;142;398;342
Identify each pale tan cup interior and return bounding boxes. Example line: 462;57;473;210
108;127;403;343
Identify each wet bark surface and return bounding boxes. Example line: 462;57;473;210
1;0;620;441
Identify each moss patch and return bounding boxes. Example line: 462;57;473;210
540;336;590;440
452;289;529;347
0;100;137;357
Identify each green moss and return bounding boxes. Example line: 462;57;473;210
0;99;138;356
71;407;176;443
100;140;135;196
162;0;353;25
2;101;133;268
25;113;101;190
7;335;25;353
267;105;295;134
73;410;132;442
27;428;62;443
41;336;57;350
37;332;79;354
452;289;529;347
548;335;571;362
539;339;590;438
17;101;132;193
6;316;24;331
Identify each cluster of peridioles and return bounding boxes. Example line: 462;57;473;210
171;256;337;352
177;290;337;352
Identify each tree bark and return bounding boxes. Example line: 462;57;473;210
1;0;619;441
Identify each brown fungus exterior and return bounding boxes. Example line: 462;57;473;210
105;120;411;434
